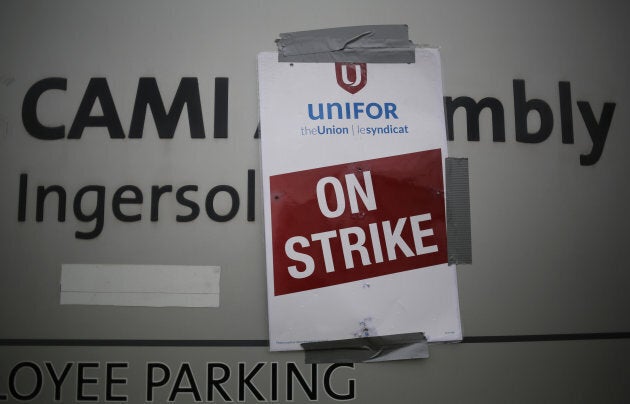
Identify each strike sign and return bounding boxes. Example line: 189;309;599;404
258;48;462;351
271;150;447;296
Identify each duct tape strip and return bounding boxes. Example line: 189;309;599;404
302;332;428;364
277;25;415;63
446;158;473;264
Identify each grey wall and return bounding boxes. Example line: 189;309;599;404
0;0;628;402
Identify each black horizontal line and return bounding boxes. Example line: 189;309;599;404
0;333;628;347
461;332;630;343
0;339;269;347
61;291;218;295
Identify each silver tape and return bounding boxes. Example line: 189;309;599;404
276;25;415;63
302;332;428;363
446;157;473;264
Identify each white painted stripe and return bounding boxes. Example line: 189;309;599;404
60;264;220;307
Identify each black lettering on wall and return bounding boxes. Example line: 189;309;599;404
146;363;170;402
205;185;239;222
214;77;229;139
105;363;128;402
73;185;105;240
129;77;206;139
22;77;67;140
287;363;317;401
36;185;66;222
76;363;99;402
112;185;143;222
270;362;278;402
247;169;255;222
578;101;616;166
18;173;28;221
9;362;42;401
324;363;355;401
168;364;202;402
207;363;231;402
151;185;173;222
514;79;554;143
559;81;574;144
45;362;72;402
67;78;125;139
238;363;265;402
175;185;200;222
444;96;505;141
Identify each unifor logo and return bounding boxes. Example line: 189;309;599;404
335;63;367;94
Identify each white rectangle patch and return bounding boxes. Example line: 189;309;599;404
60;264;220;307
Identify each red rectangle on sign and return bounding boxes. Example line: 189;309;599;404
270;149;448;296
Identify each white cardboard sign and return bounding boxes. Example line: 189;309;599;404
258;48;461;351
